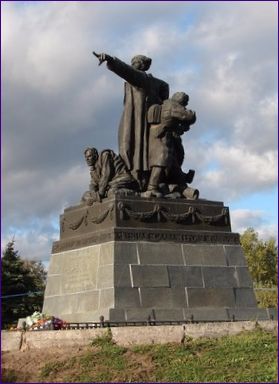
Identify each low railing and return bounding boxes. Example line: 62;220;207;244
28;315;276;331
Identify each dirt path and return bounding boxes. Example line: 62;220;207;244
2;346;88;382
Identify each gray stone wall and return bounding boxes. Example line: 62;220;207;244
43;241;270;322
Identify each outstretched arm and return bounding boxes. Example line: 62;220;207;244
93;51;113;66
93;51;148;88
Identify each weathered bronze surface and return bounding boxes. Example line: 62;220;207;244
52;195;238;253
81;147;138;205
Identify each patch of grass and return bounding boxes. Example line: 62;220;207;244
131;344;155;354
1;369;18;383
40;328;130;382
90;328;113;347
40;361;65;378
1;368;32;383
39;329;277;383
146;329;278;382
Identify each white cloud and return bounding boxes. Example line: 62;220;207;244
230;209;277;241
3;165;88;228
2;2;100;91
187;140;277;201
190;1;277;58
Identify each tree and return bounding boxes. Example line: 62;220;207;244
1;240;46;328
240;228;278;287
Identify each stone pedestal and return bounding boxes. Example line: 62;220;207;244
43;196;272;322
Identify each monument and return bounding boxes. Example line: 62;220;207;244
43;52;274;323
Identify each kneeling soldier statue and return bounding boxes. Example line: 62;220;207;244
81;147;138;205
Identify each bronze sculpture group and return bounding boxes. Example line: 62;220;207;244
81;52;199;205
44;51;266;326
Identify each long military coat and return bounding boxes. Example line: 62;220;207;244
107;57;169;177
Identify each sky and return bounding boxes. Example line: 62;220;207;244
1;0;278;266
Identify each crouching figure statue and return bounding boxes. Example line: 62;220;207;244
81;147;139;205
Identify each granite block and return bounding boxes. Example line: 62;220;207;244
97;265;114;289
48;245;101;275
62;309;110;322
76;291;100;313
43;294;79;316
47;248;100;295
138;242;184;265
234;288;257;307
183;245;227;266
183;308;229;321
153;309;184;321
115;287;141;308
114;242;138;264
203;267;238;288
125;308;155;322
227;308;269;321
109;308;126;322
224;245;247;266
99;288;114;308
131;265;169;287
187;288;235;307
168;266;203;287
61;275;97;295
44;275;62;296
235;267;253;288
140;288;187;308
201;246;227;266
68;308;109;322
114;265;132;287
99;242;114;265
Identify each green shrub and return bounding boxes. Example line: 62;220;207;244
255;289;278;308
